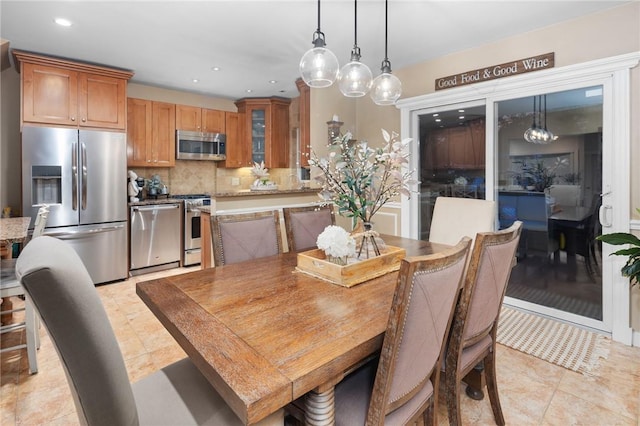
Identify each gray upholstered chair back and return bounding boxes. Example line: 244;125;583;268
283;205;334;252
211;210;283;266
460;221;523;345
367;237;471;424
15;236;138;426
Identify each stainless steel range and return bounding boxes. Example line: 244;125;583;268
172;194;212;266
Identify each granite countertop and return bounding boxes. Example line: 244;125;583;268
214;187;320;198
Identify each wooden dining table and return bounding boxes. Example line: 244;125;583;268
136;235;450;425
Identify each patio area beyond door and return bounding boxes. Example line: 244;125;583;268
496;87;604;323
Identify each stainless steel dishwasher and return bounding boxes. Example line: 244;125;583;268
129;203;181;274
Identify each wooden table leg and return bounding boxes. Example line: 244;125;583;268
304;388;335;426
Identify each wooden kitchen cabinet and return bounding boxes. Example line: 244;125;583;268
234;97;291;168
175;105;225;133
14;50;132;130
296;78;311;167
127;98;176;167
221;111;251;167
430;118;485;170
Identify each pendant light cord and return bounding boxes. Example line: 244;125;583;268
384;0;389;61
316;0;321;33
354;0;358;48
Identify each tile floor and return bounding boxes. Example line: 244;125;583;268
1;266;639;425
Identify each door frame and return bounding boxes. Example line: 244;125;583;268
397;52;639;344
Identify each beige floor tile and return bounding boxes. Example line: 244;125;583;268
542;388;636;425
558;365;639;420
16;383;76;425
123;352;158;383
149;342;187;370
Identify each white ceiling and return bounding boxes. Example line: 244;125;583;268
0;1;630;101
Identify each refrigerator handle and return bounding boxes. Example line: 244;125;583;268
72;142;78;211
81;143;87;210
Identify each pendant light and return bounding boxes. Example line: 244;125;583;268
370;0;401;105
523;96;538;143
524;95;557;144
337;0;373;97
299;0;339;88
539;95;557;143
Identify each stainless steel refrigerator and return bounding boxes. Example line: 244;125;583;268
21;126;128;284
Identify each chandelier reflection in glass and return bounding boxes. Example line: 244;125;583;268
337;0;373;97
370;0;402;105
524;94;557;144
299;0;340;88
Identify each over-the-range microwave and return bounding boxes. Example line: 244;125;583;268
176;130;226;161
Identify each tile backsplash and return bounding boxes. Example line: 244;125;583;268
129;161;300;196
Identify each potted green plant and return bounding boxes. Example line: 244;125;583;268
596;208;640;288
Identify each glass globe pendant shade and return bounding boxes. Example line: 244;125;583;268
337;58;373;97
300;45;339;88
370;71;402;105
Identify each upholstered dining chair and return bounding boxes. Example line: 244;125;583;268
211;210;283;266
282;204;334;252
429;196;496;247
443;221;523;426
15;236;283;426
289;237;471;426
0;205;49;374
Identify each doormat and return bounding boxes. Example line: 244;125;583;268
496;307;610;375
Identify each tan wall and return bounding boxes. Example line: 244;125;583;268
127;83;237;111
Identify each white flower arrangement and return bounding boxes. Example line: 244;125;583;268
316;225;356;261
250;161;277;190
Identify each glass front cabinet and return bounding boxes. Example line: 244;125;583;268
233;97;291;168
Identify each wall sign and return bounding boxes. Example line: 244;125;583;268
435;53;555;91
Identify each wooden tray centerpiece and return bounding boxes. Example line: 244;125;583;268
296;246;406;287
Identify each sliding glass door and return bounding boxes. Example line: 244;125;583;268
496;87;604;322
401;54;637;340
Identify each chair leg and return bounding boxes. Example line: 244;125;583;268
25;298;38;374
444;368;462;426
464;362;485;400
484;351;505;426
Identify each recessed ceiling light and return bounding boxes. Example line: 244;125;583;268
269;80;277;84
192;79;199;83
54;18;72;27
246;89;253;93
211;66;220;72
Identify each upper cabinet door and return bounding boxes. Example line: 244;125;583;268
126;98;153;167
175;105;202;131
152;102;176;167
22;62;79;126
78;72;126;129
15;51;133;130
202;109;225;133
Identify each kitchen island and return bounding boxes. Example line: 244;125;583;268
199;187;322;268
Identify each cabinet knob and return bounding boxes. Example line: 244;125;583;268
147;160;151;163
82;118;86;122
71;117;76;121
